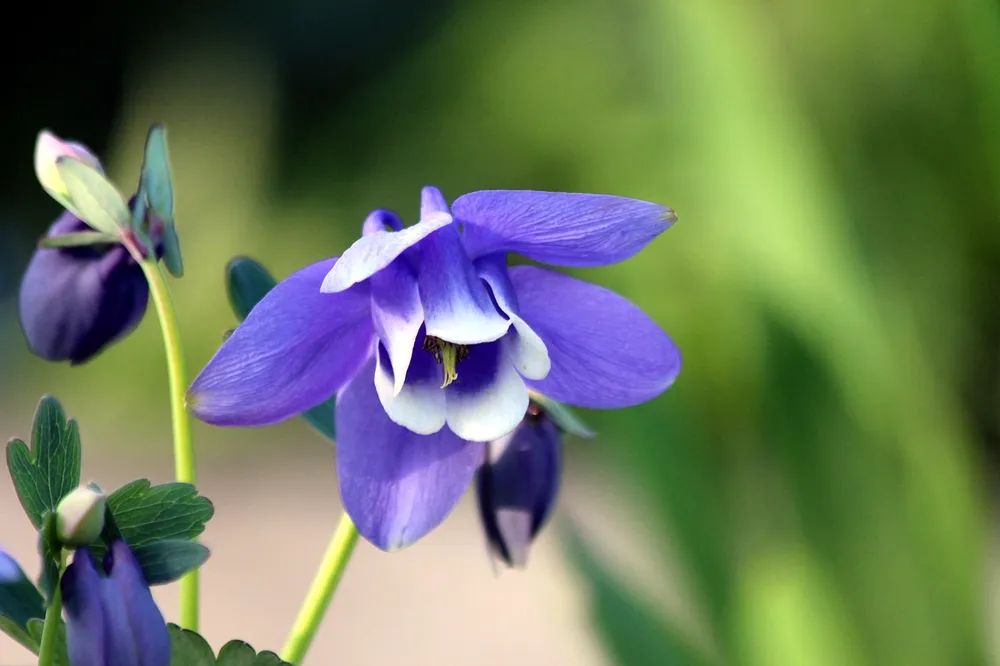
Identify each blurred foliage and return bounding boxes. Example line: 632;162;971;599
1;0;998;663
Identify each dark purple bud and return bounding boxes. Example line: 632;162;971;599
18;211;150;364
62;541;170;666
475;405;563;568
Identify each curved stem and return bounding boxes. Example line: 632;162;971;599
281;513;360;665
136;256;200;631
37;552;66;666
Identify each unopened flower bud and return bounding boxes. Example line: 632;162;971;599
476;404;563;568
56;486;107;547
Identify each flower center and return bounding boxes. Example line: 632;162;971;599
422;336;470;388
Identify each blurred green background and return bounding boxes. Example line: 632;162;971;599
2;0;999;664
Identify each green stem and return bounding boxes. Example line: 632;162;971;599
37;552;66;666
136;255;200;631
281;513;360;665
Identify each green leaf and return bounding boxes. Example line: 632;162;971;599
0;559;45;640
37;513;61;603
169;625;293;666
170;624;216;666
132;540;210;585
38;230;117;249
217;641;256;665
529;392;595;439
27;617;69;666
101;480;214;551
225;256;336;442
564;523;714;666
6;396;82;529
54;157;129;236
0;613;39;653
141;124;183;277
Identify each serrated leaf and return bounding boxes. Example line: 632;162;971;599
27;617;69;666
55;157;129;235
37;513;61;603
0;613;39;653
0;559;45;638
38;230;117;249
252;653;291;666
217;641;256;665
530;392;595;439
225;256;337;442
96;480;214;556
6;396;83;529
564;522;713;666
132;540;210;586
170;624;216;666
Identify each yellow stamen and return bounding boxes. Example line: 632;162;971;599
422;336;470;388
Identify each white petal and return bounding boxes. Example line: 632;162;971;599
374;347;447;436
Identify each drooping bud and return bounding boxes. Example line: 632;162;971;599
62;541;171;666
475;404;563;568
34;130;104;210
18;210;151;364
56;486;107;547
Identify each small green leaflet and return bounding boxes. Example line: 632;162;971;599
169;625;293;666
529;392;595;439
6;395;82;529
0;613;39;653
132;540;211;585
141;124;184;277
26;617;69;665
0;558;45;643
37;513;62;604
54;157;130;236
225;256;337;442
38;230;117;249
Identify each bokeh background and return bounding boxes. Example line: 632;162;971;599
2;0;999;664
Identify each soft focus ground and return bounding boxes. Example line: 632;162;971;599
0;429;660;666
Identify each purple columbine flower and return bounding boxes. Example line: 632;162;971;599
19;210;151;364
189;186;680;550
61;540;170;666
476;403;562;568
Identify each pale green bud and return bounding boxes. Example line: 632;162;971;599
56;486;107;547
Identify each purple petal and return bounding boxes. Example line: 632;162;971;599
454;190;675;267
19;212;149;364
107;541;170;666
509;266;681;408
189;258;374;426
0;547;20;583
336;360;484;550
362;209;403;236
475;254;550;380
421;186;449;218
370;256;423;395
99;577;141;666
374;340;446;435
444;341;528;442
416;226;510;345
62;549;108;666
321;213;453;293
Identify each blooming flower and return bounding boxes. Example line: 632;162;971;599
20;133;157;364
476;403;562;568
189;186;681;550
61;540;171;666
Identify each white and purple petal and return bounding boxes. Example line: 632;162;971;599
370;255;424;395
443;341;528;442
415;226;510;345
509;266;681;408
188;258;374;426
374;340;446;435
336;361;484;550
475;254;550;380
321;212;453;293
454;190;675;267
